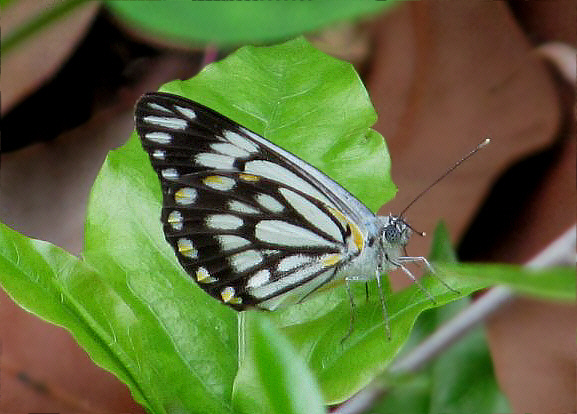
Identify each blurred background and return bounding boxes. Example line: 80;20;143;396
1;1;574;412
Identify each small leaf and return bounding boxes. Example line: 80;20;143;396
233;313;326;414
375;299;511;413
438;263;576;302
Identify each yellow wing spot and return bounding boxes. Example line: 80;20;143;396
349;221;364;251
167;211;183;230
239;173;260;182
203;175;236;191
328;207;364;251
196;267;216;283
174;187;196;205
321;253;342;267
204;175;225;185
177;238;198;259
221;286;242;304
327;207;348;228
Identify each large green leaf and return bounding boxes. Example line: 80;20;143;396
106;1;397;46
269;224;492;404
82;37;392;411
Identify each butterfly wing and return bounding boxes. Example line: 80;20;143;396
135;92;371;309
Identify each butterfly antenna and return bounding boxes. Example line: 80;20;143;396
398;138;491;222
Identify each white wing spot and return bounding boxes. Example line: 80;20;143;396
245;160;331;205
143;115;187;130
239;127;262;141
146;132;172;144
147;102;172;113
228;200;260;215
277;255;313;272
280;188;342;242
255;220;335;248
217;235;251;251
211;143;251;158
223;130;259;153
255;193;284;213
195;153;235;169
152;149;166;160
203;175;235;191
161;168;179;180
229;250;263;273
177;238;197;259
175;187;197;205
167;211;183;231
262;249;280;256
206;214;243;230
250;262;323;299
247;269;271;289
174;105;196;120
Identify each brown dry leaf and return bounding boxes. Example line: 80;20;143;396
368;1;560;260
365;2;574;413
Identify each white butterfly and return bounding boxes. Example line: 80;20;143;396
135;92;447;339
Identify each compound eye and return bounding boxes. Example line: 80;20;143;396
384;224;401;245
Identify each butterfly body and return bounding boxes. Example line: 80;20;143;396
135;92;412;321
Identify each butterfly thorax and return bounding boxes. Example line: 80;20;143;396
331;214;411;284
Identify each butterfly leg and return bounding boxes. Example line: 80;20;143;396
393;259;437;303
397;256;460;294
341;278;356;344
374;269;391;340
344;272;391;341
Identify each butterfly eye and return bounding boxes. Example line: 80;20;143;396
383;223;402;245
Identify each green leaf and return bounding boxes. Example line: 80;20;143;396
375;300;511;414
232;313;326;414
105;1;397;46
82;37;393;410
374;228;510;413
429;317;511;413
438;263;576;302
84;136;239;413
270;224;491;404
0;222;151;412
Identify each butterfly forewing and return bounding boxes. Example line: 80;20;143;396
135;93;367;309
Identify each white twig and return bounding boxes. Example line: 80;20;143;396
334;224;576;414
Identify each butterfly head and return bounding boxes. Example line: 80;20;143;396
381;215;411;247
375;215;412;271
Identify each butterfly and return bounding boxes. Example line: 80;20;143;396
135;92;443;339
